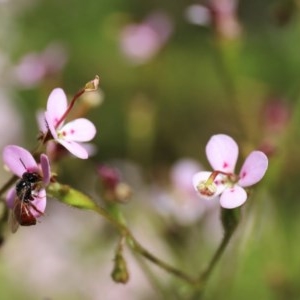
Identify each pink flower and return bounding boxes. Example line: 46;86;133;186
44;88;96;159
192;134;268;209
120;12;173;64
13;43;68;88
2;145;51;217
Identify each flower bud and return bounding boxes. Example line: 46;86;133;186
115;183;132;204
97;165;132;204
84;75;100;92
111;253;130;284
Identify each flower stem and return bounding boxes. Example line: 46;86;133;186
55;88;85;129
200;208;240;282
93;205;200;286
200;231;234;281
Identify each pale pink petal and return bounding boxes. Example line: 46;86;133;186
3;145;38;177
206;134;238;173
36;109;48;132
57;139;88;159
46;88;68;128
6;186;46;216
192;171;227;199
45;111;58;139
59;118;96;142
31;188;47;217
40;154;51;185
6;188;16;209
220;185;247;209
80;143;97;157
238;151;268;187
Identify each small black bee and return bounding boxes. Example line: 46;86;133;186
10;163;44;233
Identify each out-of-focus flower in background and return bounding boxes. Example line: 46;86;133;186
151;158;217;226
12;43;68;88
0;90;22;146
184;4;211;26
210;0;242;39
119;11;173;64
185;0;242;39
97;164;132;204
262;97;291;134
259;97;291;156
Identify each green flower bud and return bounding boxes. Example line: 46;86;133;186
111;253;129;284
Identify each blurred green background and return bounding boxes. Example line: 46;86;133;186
0;0;300;299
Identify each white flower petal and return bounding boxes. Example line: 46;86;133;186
36;109;48;132
192;171;226;199
206;134;238;173
220;185;247;209
57;140;88;159
46;88;68;128
45;111;58;139
59;118;96;142
238;151;268;187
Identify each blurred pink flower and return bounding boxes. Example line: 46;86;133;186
2;145;50;216
97;164;132;203
193;134;268;209
184;4;211;26
210;0;242;39
44;88;96;159
13;43;68;88
185;0;242;39
153;159;216;225
120;12;173;64
258;98;291;157
262;98;291;134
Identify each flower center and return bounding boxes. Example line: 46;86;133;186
196;170;239;197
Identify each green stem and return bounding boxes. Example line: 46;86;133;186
200;208;239;282
93;205;199;286
200;232;234;282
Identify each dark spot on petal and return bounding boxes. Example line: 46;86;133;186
223;162;229;169
241;171;247;178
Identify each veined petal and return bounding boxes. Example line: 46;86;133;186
3;145;38;177
238;151;268;187
40;154;51;185
59;118;96;142
192;171;226;199
206;134;238;173
46;88;68;127
31;188;47;217
57;139;88;159
220;185;247;209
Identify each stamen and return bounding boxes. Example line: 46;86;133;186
196;171;220;197
197;181;217;197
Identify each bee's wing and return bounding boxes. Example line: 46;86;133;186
9;199;20;233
